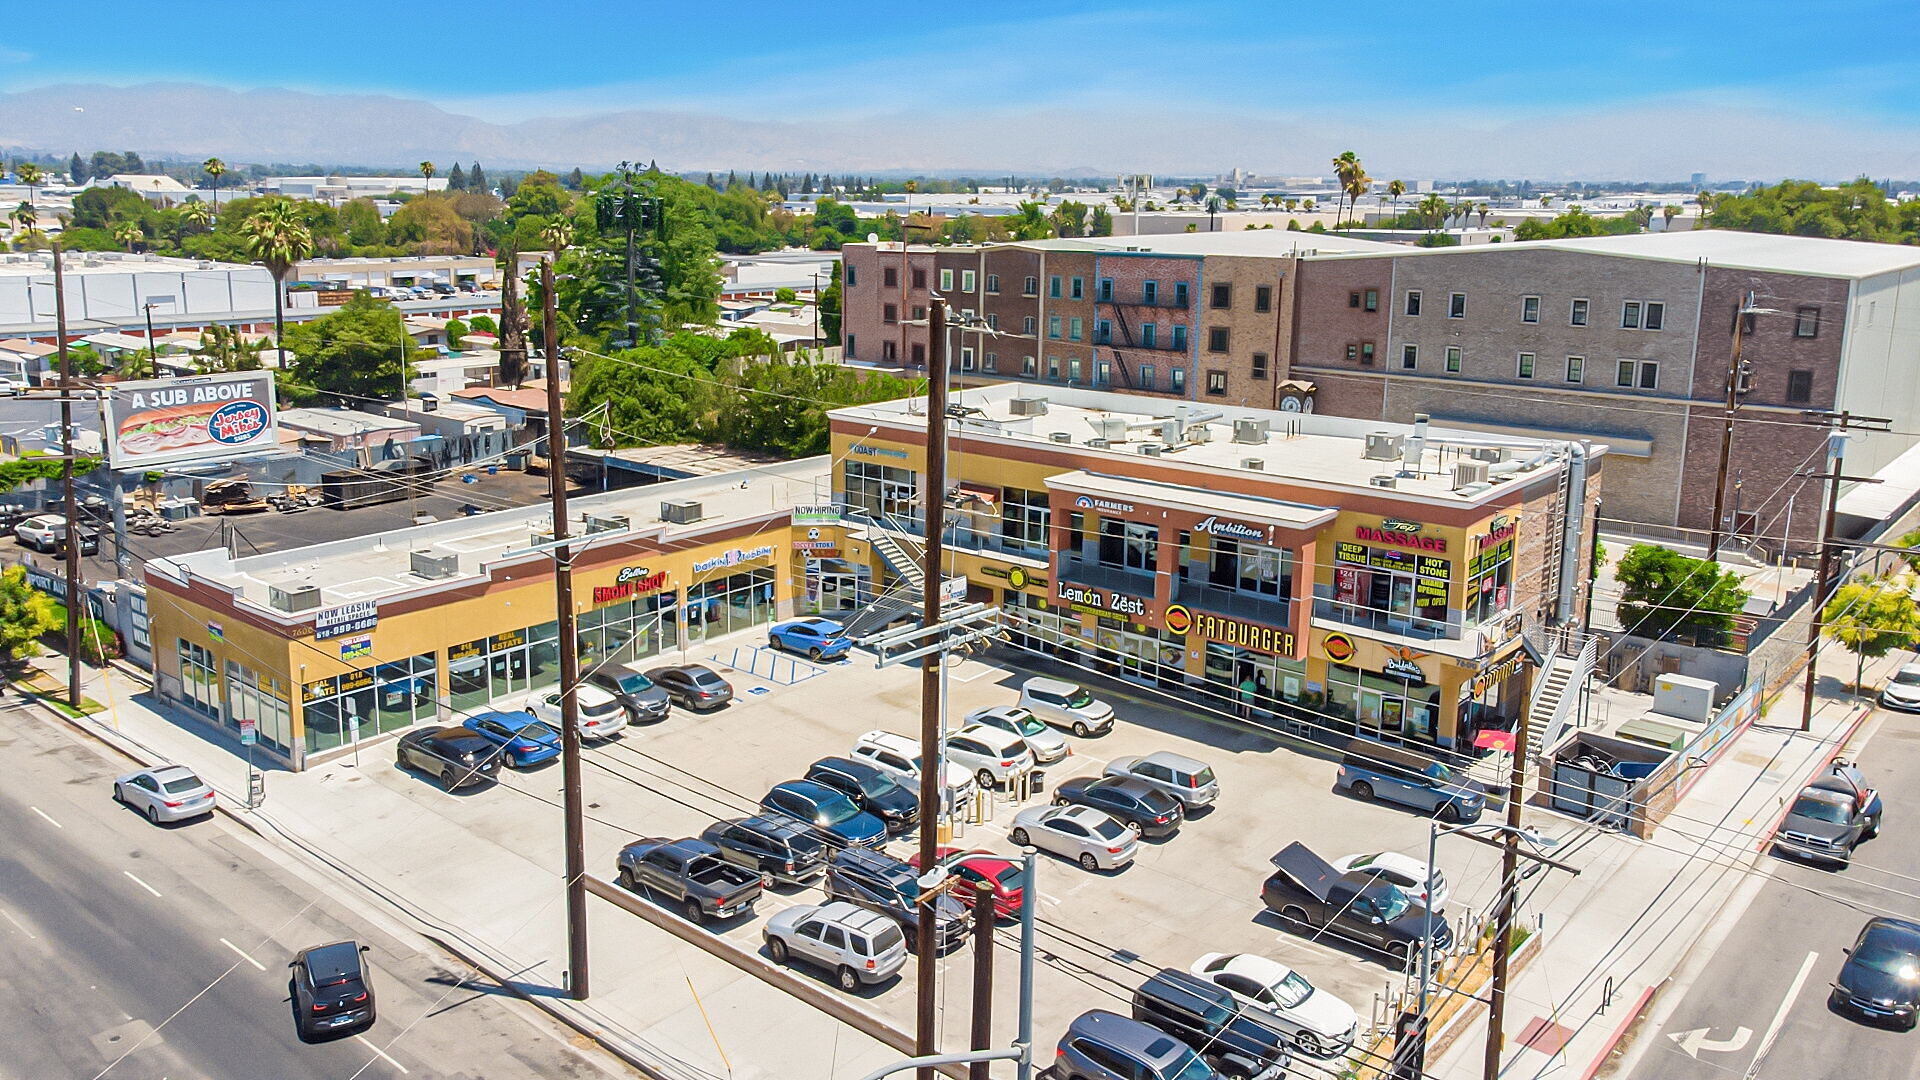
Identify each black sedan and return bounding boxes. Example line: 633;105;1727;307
1832;917;1920;1029
644;664;735;711
1053;776;1185;839
395;726;502;790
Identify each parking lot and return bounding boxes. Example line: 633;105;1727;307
333;626;1529;1074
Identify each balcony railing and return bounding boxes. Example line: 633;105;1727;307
1101;295;1191;310
1310;597;1450;641
1058;558;1159;598
1172;580;1292;627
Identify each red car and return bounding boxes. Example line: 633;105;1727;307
910;847;1027;920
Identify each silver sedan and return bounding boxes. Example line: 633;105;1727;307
1009;804;1137;871
114;765;216;824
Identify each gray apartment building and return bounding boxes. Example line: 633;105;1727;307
1290;232;1920;550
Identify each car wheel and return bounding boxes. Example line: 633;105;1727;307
1351;781;1374;801
1072;721;1092;738
1126;821;1142;835
112;783;124;805
1438;802;1462;824
684;899;706;924
767;937;789;965
1295;1031;1324;1057
1868;817;1881;839
441;769;458;790
145;804;160;824
1078;852;1099;871
1280;904;1311;927
977;769;996;790
1010;828;1030;847
1219;1064;1253;1080
617;866;637;890
768;637;780;651
837;965;860;992
808;647;822;661
1052;795;1067;806
1388;941;1413;966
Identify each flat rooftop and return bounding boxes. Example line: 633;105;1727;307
0;252;259;277
835;384;1593;506
574;443;793;479
152;457;830;613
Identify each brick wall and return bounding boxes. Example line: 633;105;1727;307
1195;254;1289;407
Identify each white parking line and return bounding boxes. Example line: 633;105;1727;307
1746;951;1818;1076
1;908;35;939
122;871;162;898
219;937;266;971
355;1034;410;1074
29;806;62;828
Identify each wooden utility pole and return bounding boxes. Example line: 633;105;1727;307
969;880;996;1080
543;257;591;999
1483;708;1529;1080
915;296;949;1080
53;243;81;708
1705;289;1753;560
1800;410;1889;731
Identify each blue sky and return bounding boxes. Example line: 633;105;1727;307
2;1;1916;176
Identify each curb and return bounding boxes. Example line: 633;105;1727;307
1579;980;1662;1080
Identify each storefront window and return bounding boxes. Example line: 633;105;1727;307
1210;539;1291;598
1000;488;1051;558
178;639;221;722
684;570;776;642
303;650;436;755
1332;542;1449;636
226;661;292;754
1005;591;1074;657
1098;519;1158;574
1203;642;1309;728
1468;537;1515;625
843;461;918;525
447;624;559;715
1090;617;1184;686
580;592;670;670
1326;662;1441;745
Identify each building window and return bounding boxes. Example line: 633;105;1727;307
1144;281;1160;304
1364;289;1379;312
983;351;998;372
1208;326;1230;353
1140;364;1156;390
1405;290;1422;316
911;268;926;289
1096;319;1111;344
1206;370;1227;395
1048;275;1062;298
1566;355;1584;383
1346;344;1359;362
177;638;221;721
1445;345;1462;373
1174;282;1189;308
306;651;443;754
1349;292;1361;308
1621;301;1641;329
1170;367;1186;393
960;346;975;370
846;265;857;287
1095;359;1111;386
227;661;292;754
1048;315;1062;339
1047;356;1061;380
1401;344;1418;370
1252;352;1269;379
1098;278;1113;302
883;266;898;288
1098;518;1160;574
1023;276;1038;296
1000;487;1050;557
940;268;954;291
1795;306;1820;337
1448;292;1466;318
1785;368;1814;403
1255;285;1273;312
1616;359;1635;387
987;313;999;330
985;273;999;293
844;460;919;522
1071;276;1084;300
882;340;897;362
1616;359;1659;389
1640;362;1659;389
883;303;898;324
1644;302;1664;330
1069;317;1083;342
1211;283;1232;309
912;305;925;320
1468;533;1515;626
1360;342;1375;365
1170;325;1188;351
1023;315;1036;335
1517;352;1535;379
1142;323;1158;348
845;333;856;358
961;270;976;293
911;342;925;366
1570;298;1589;326
1521;296;1540;323
1068;356;1082;382
1022;355;1036;376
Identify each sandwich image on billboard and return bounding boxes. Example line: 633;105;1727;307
104;373;279;469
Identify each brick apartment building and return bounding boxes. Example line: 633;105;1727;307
841;229;1920;546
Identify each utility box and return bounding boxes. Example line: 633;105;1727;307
1650;673;1717;724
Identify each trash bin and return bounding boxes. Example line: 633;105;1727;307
487;464;499;475
1029;770;1046;794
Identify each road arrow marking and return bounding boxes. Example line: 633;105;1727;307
1667;1026;1752;1057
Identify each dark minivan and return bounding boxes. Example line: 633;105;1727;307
806;756;919;834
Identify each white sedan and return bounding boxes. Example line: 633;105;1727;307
1009;804;1137;871
1190;952;1359;1057
1331;851;1448;912
114;765;216;824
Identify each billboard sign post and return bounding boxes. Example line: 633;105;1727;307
102;372;279;469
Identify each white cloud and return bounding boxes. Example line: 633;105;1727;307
0;45;33;64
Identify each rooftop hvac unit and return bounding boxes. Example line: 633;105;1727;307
1241;458;1266;470
1092;416;1130;441
1369;474;1398;489
1008;397;1049;416
1050;432;1073;444
660;499;703;524
1364;432;1405;461
268;583;323;613
1138;444;1163;456
1471;447;1506;463
1190;424;1213;443
410;550;459;579
1232;418;1271;445
1452;461;1491;488
585;513;630;534
1086;437;1110;449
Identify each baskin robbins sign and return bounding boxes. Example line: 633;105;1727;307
103;372;279;469
692;544;775;574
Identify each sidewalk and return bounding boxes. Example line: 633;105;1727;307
27;653;910;1080
1424;647;1893;1080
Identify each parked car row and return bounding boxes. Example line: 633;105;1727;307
13;513;100;555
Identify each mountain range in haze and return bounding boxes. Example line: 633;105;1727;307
1;82;1916;181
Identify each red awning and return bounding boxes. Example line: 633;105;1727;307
955;483;999;506
1474;729;1518;752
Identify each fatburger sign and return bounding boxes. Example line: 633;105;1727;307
104;372;279;468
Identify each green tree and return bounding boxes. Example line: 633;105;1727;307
69;186;149;230
1009;200;1052;240
819;260;842;340
15;162;43;209
1387;179;1406;215
201;157;226;206
196;324;263;373
774;286;798;304
281;292;414;403
1513;207;1640;241
68;152;87;184
447;163;467;191
1823;575;1920;691
444;316;469;350
469;162;488;193
111;221;142;251
1614;544;1751;645
418;160;435;193
241;199;316;359
0;564;57;670
1089;205;1114;236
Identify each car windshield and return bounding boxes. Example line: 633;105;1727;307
1011;714;1047;736
1090;817;1129;842
519;721;562;741
613;672;655;693
1166;1048;1215;1080
1791;796;1851;824
1854;930;1920;979
1896;669;1920;686
859;773;901;799
1374;889;1411;921
160;775;203;794
692;671;725;687
815;792;861;826
1273;970;1313;1007
1423;761;1456;783
1064;688;1095;708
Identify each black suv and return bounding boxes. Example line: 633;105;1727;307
395;726;501;790
1054;777;1184;839
290;941;376;1038
825;847;969;951
1131;968;1290;1080
806;756;919;834
701;815;829;885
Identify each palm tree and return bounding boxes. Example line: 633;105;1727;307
1476;202;1490;227
181;201;213;230
1283;198;1298;213
540;217;574;254
1695;190;1713;219
1417;193;1447;232
8;202;36;248
1302;198;1315;213
1342;169;1372;229
1330;151;1360;226
15;162;44;209
419;161;436;195
1205;194;1223;232
1539;194;1554;209
1662;204;1682;229
1387;179;1406;219
240;200;315;366
112;222;142;252
202;157;226;208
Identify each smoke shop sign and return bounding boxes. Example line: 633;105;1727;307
594;565;667;604
1355;518;1446;552
1056;582;1149;618
1193;515;1267;541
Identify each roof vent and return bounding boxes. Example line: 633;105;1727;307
1008;396;1049;416
1471;447;1506;463
1369;474;1398;489
267;583;322;613
1233;418;1270;445
410;550;459;579
1086;437;1110;449
1050;431;1073;444
1137;444;1163;457
1241;458;1265;470
660;499;703;524
1452;461;1491;489
585;513;630;534
1364;432;1405;461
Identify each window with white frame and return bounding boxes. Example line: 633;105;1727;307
1445;345;1462;373
960;346;975;370
1565;355;1584;383
1517;352;1535;379
1644;301;1664;330
1521;296;1540;323
1621;301;1641;329
1570;298;1589;326
961;270;976;293
940;268;954;291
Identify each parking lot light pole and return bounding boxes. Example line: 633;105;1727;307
1017;846;1037;1080
915;295;949;1080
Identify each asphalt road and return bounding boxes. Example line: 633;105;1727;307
0;702;627;1080
1625;709;1920;1080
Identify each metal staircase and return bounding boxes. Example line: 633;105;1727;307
868;530;926;590
1527;632;1598;760
840;507;979;644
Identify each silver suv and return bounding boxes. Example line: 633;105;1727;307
1019;677;1116;737
763;900;908;990
1107;752;1219;809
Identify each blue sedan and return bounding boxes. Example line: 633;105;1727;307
768;617;852;661
461;710;562;768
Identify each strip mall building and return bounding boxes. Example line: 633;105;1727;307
826;385;1604;753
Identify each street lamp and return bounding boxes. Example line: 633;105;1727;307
142;302;158;376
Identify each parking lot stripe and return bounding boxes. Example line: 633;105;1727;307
219;937;266;971
1;907;35;938
355;1034;410;1074
29;805;61;828
122;871;162;898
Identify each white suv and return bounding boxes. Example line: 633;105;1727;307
519;684;629;740
1018;677;1116;737
945;724;1035;789
852;730;976;810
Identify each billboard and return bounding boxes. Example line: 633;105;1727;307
103;372;278;469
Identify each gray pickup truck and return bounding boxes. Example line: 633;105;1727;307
616;837;765;924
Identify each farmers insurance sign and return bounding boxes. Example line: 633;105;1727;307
103;372;279;469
